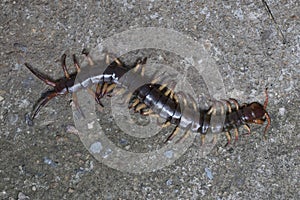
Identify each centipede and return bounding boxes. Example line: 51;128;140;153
24;50;271;146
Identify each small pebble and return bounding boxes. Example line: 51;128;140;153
8;114;18;125
166;179;172;186
25;113;33;126
43;157;58;167
17;192;29;200
13;43;28;53
0;96;4;102
90;141;102;153
103;148;112;158
87;121;94;129
18;99;30;108
68;188;75;193
205;167;213;180
164;150;174;158
66;125;80;135
279;107;286;116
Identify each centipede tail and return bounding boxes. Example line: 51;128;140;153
25;52;127;123
24;63;59;121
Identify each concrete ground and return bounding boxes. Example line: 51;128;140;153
0;1;299;199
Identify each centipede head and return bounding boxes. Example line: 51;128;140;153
243;88;271;135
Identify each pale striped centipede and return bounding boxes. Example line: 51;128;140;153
25;51;271;145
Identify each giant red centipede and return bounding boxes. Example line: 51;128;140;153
24;51;271;145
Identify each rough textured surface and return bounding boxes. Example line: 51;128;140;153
0;1;299;199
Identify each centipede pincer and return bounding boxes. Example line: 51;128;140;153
25;51;271;145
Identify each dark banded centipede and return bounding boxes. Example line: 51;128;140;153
25;51;271;145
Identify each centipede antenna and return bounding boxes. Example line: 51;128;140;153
263;88;269;110
24;63;56;87
61;54;70;79
264;112;271;136
72;54;81;72
262;0;286;44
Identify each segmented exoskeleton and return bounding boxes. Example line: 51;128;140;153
128;82;271;145
25;52;271;145
24;50;131;122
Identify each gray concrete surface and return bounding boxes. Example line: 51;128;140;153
0;1;299;199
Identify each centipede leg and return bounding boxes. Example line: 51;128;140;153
141;109;154;116
177;124;192;143
106;83;116;94
225;131;231;147
72;54;81;72
234;128;239;143
133;57;147;76
24;63;56;87
161;121;171;128
82;49;94;66
242;124;251;135
129;98;140;109
86;87;104;107
31;91;58;120
229;98;239;110
72;93;85;118
164;126;180;143
101;82;108;96
61;54;70;79
201;134;206;145
221;99;232;113
135;103;147;112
